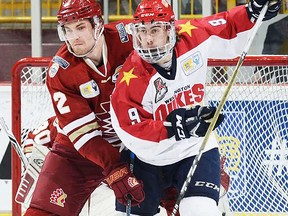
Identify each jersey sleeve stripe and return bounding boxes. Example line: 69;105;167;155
69;122;99;142
74;130;102;150
63;112;95;133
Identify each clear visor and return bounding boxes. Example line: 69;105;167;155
133;22;171;48
57;17;104;58
57;22;93;42
129;21;176;64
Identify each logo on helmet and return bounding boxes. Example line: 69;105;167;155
141;13;155;17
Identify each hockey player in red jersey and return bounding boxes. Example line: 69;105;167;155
110;0;281;215
23;1;145;215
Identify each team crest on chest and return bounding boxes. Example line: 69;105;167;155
154;77;168;103
80;80;100;98
180;51;203;76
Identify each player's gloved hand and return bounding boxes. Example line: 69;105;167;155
165;108;191;140
246;0;281;22
165;106;224;140
160;187;180;216
104;163;145;206
220;156;230;194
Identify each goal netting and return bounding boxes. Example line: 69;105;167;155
11;55;288;215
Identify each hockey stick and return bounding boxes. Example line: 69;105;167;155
171;3;269;216
0;117;29;168
126;151;135;216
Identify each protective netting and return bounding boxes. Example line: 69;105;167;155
13;56;288;215
206;61;288;215
19;66;54;143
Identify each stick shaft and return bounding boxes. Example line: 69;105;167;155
0;117;28;168
126;152;135;216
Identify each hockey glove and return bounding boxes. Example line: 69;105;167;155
185;105;224;137
160;187;180;216
104;163;145;206
220;156;230;194
246;0;281;22
165;108;191;140
194;105;224;128
165;106;224;140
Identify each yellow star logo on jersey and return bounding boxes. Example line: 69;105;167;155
178;21;197;37
120;68;138;86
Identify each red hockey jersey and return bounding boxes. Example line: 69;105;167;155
46;21;133;170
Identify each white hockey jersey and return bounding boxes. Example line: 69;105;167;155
111;5;255;166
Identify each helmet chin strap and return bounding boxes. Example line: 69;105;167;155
157;52;172;70
66;26;104;58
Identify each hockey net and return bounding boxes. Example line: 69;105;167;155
11;55;288;215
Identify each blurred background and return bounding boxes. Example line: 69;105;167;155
0;0;287;82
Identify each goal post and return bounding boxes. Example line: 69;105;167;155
11;55;288;215
11;57;52;216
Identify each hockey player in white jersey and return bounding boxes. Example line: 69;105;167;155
110;0;281;215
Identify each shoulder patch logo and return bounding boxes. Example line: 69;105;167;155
116;23;129;43
49;63;59;78
80;80;100;98
52;56;70;69
112;65;123;83
154;77;168;103
181;51;203;76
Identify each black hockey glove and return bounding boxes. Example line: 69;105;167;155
246;0;281;22
166;108;190;140
165;106;224;141
185;105;224;137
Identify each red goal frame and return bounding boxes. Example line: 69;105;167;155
11;57;51;216
11;55;288;215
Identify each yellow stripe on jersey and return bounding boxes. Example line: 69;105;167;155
69;122;99;142
63;112;95;133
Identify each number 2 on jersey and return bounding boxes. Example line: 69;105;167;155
53;91;71;114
